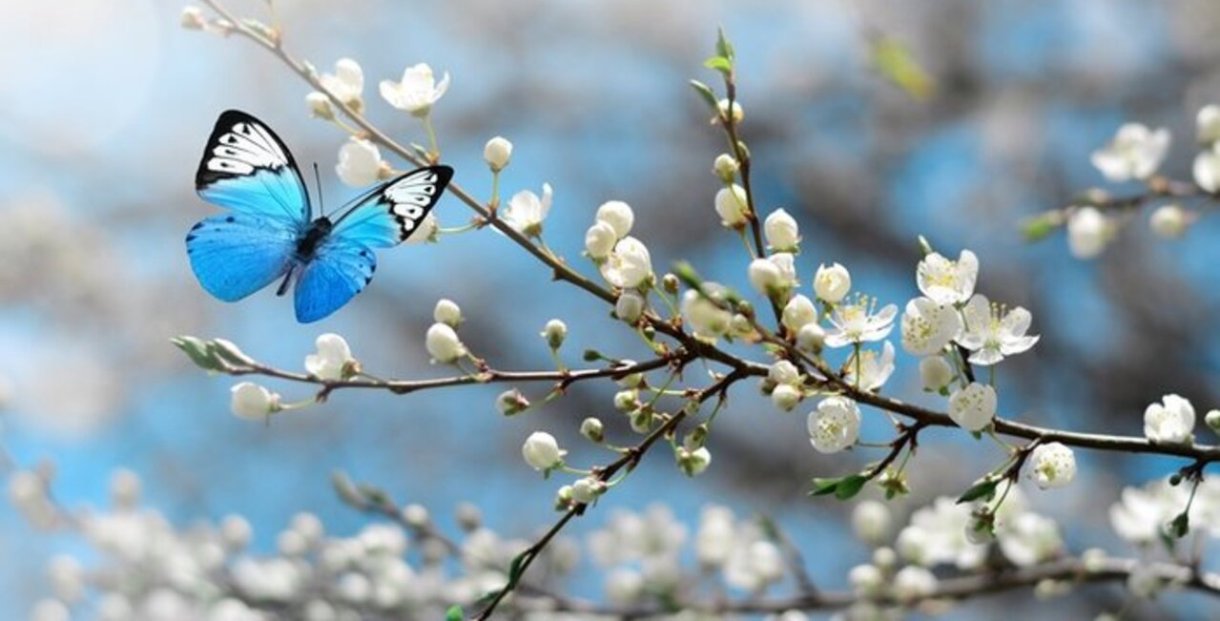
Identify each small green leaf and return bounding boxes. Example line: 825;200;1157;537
834;474;868;500
672;261;703;290
445;605;464;621
704;55;732;74
1169;512;1190;539
715;27;735;62
809;476;842;497
870;36;934;100
957;478;999;504
1021;211;1065;242
689;80;718;111
504;550;530;590
331;471;362;505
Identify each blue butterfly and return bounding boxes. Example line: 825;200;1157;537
186;110;453;323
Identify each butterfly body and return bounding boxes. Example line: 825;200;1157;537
186;110;452;323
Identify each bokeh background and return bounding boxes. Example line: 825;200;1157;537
3;0;1220;617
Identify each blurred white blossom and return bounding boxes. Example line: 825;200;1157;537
1067;206;1109;258
1144;393;1195;445
1090;123;1170;181
335;138;383;187
318;58;364;110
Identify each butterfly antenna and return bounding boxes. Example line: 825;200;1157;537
312;162;326;218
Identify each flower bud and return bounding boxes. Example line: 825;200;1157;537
584;222;617;260
661;273;679;294
433;299;462;326
714;184;749;228
230;382;280;420
614;290;645;324
570;476;605;503
676;446;712;476
304;333;356;381
1198;104;1220;145
781;294;817;331
483;136;512;172
770;383;802;412
496;389;530;416
851;500;892;545
1067;207;1108;259
614;389;639;412
425;323;466;364
180;6;206;29
1206;410;1220;436
541;319;567;350
713;154;739;181
717;98;744;124
813;263;851;304
768;360;800;385
1149;204;1188;239
748;258;784;298
306;92;335;121
796;323;825;353
522;432;565;472
965;510;996;544
764;208;800;251
595;201;634;239
919;356;954;392
580;417;604;443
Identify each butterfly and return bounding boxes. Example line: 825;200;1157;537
186;110;453;323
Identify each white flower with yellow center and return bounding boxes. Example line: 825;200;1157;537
844;341;896;392
824;296;897;348
956;294;1039;365
379;63;450;117
916;250;978;305
901;297;963;356
807;396;861;454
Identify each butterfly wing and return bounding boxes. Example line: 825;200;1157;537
329;166;453;248
186;214;297;302
293;236;376;323
195;109;311;225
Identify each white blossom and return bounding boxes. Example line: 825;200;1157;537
770;383;802;412
180;6;206;30
584;222;617;260
813;263;851;304
502;183;552;237
425;323;466;364
747;254;796;298
521;432;565;472
717;98;744;124
916;250;978;305
1143;393;1195;445
781;294;817;331
764;208;800;251
852;500;893;545
713;154;739;181
948;382;996;432
795;323;825;352
304;333;354;381
714;184;749;227
318;58;364;109
1199;105;1220;144
824;298;897;347
482;136;512;172
580;417;604;443
1028;442;1076;489
379;63;450;117
600;237;653;289
1090;123;1170;181
335;138;383;187
901;297;963;356
848;564;884;597
305;92;334;120
433;298;462;326
956;294;1039;365
614;290;645;324
676;446;712;476
768;360;800;386
496;389;529;416
893;566;938;602
808;396;861;454
1067;206;1109;258
1207;409;1220;435
595;201;635;239
570;477;605;503
1149;204;1188;239
1194;147;1220;193
919;356;954;392
844;341;896;392
230;382;279;420
541;319;567;349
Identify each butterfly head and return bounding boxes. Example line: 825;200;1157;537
295;217;334;261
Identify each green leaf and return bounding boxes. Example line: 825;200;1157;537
956;478;999;504
1169;512;1190;539
834;474;868;500
672;261;703;290
1021;211;1064;242
715;27;735;62
704;55;732;75
504;550;530;590
445;605;464;621
689;80;718;111
870;36;934;100
809;476;842;497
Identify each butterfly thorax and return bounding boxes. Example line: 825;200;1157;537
295;217;333;261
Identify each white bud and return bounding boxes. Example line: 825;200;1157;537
570;476;605;503
180;6;206;29
1028;442;1076;489
717;98;744;124
1067;207;1108;259
304;333;355;381
541;319;567;349
852;500;892;545
496;389;529;416
714;184;750;227
599;236;653;289
768;360;800;385
748;258;784;297
425;323;466;364
676;446;712;476
220;515;252;549
892;566;937;602
919;356;954;392
813;263;851;304
764;208;800;251
580;417;604;443
306;92;335;120
230;382;280;420
483;136;513;172
849;564;884;598
781;294;817;331
1206;409;1220;435
770;383;802;412
335;138;384;187
521;432;565;472
1198;105;1220;144
433;299;462;326
796;323;825;353
584;222;618;260
614;389;639;412
948;382;997;432
595;201;634;239
713;153;739;181
615;290;645;324
1149;204;1188;239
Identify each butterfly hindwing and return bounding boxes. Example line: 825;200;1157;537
330;166;453;248
293;237;377;323
195;109;311;227
186;213;297;302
